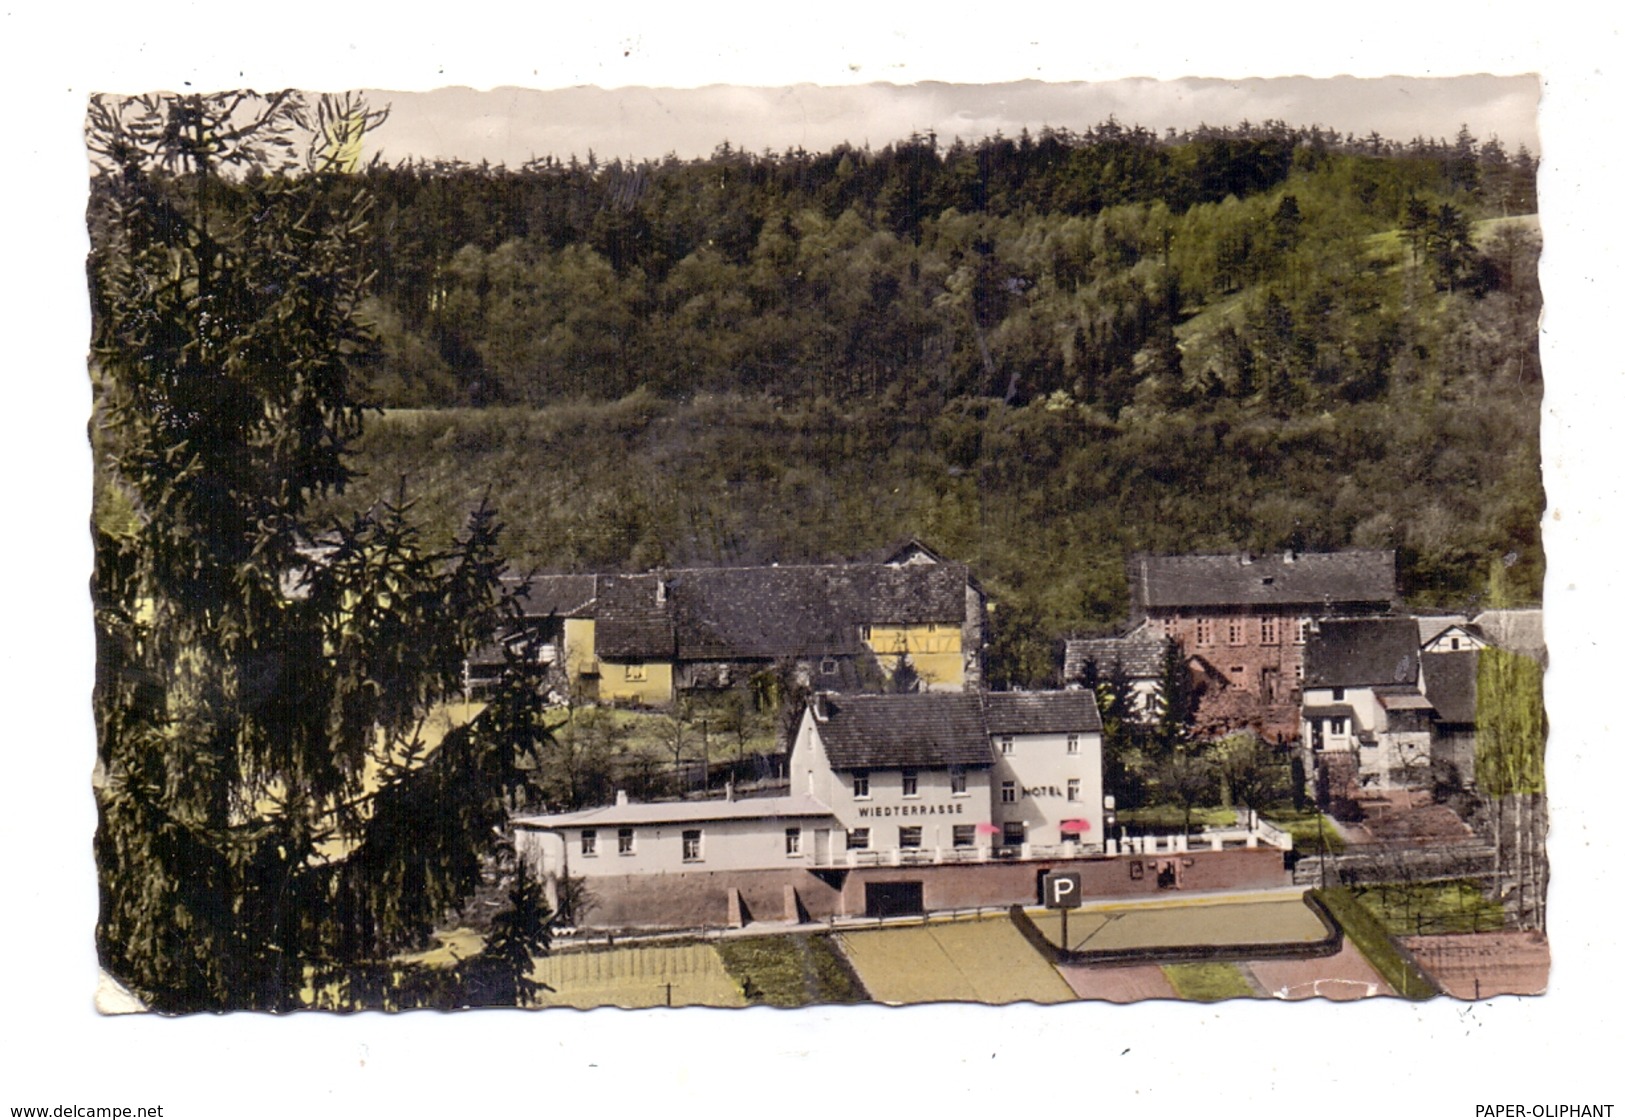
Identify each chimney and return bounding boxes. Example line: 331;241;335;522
1283;550;1297;564
615;789;629;806
811;693;829;721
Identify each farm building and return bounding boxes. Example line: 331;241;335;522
1126;549;1398;741
468;540;985;706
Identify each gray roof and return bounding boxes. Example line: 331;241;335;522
1064;628;1170;681
1473;609;1546;664
812;691;1098;770
1415;614;1471;645
1422;650;1479;724
1303;618;1420;688
513;794;836;830
1130;551;1396;611
512;574;599;618
594;562;972;662
815;693;992;770
984;691;1103;735
595;574;677;659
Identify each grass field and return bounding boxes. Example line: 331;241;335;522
715;933;868;1007
528;941;747;1009
839;917;1075;1005
1027;894;1330;954
1162;963;1257;1001
1352;879;1505;937
1116;806;1238;830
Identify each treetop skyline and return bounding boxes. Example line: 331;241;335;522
348;76;1539;170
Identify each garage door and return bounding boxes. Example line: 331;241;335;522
865;881;924;918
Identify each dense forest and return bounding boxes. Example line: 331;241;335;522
93;118;1544;687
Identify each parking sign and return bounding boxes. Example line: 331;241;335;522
1044;872;1082;909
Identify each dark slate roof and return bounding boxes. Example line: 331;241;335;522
595;562;971;661
984;691;1102;735
815;693;993;770
594;575;676;659
1130;550;1396;611
510;574;598;618
1303;618;1420;688
813;691;1099;769
1422;651;1479;724
1064;628;1170;681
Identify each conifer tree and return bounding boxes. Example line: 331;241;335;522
87;91;547;1011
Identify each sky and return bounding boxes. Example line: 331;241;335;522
365;75;1541;167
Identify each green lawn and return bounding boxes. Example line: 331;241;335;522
1351;879;1506;937
1117;806;1238;830
715;933;868;1007
1162;963;1255;1001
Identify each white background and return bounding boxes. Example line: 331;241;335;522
2;5;1618;1116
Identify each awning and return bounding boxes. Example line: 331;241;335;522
1060;819;1091;833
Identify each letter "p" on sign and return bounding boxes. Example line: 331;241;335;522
1044;873;1081;909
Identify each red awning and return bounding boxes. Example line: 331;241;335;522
1060;819;1091;833
976;822;1002;835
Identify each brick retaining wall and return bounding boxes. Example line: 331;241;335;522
569;848;1292;931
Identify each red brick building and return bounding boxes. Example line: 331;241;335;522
1128;551;1398;741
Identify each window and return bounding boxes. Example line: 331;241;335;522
580;829;597;857
1003;821;1026;846
785;827;801;856
950;766;967;795
901;769;919;797
1332;686;1346;701
624;663;647;682
820;657;838;676
1067;778;1080;802
899;826;923;849
1295;619;1310;644
1196;618;1214;646
1260;617;1279;645
1450;636;1462;651
952;824;976;848
1001;781;1017;804
859;625;872;641
682;829;702;862
852;770;870;798
1000;736;1014;756
618;827;635;855
1330;718;1347;736
846;828;870;850
1228;618;1246;646
1066;734;1079;755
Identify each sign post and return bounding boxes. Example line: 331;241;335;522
1043;871;1083;950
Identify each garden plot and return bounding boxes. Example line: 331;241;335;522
528;942;747;1009
839;917;1075;1005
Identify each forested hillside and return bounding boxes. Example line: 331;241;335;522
105;119;1542;687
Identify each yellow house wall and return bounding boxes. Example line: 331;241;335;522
597;660;675;705
563;618;597;680
864;624;964;690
